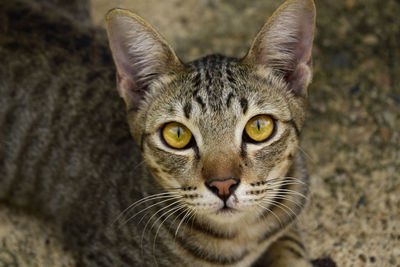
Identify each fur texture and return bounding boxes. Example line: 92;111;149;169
0;0;315;266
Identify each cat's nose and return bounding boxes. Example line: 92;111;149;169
205;178;240;201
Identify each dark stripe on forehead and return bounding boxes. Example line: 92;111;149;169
195;96;206;110
183;102;192;119
240;98;248;114
226;92;234;108
188;55;240;112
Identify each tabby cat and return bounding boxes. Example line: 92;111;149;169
0;0;316;266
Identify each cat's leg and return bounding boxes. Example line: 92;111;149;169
254;225;311;267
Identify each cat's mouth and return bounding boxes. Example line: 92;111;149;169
216;205;237;216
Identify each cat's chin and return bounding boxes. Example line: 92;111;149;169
205;206;253;224
198;208;257;231
215;207;237;217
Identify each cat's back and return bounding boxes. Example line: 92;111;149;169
0;0;139;213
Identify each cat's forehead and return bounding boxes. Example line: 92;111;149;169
178;55;291;119
186;54;240;113
146;54;293;136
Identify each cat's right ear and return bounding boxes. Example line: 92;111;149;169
243;0;316;97
106;9;183;111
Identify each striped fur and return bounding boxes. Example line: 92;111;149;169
0;0;315;266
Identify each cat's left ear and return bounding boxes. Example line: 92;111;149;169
244;0;316;97
106;9;184;110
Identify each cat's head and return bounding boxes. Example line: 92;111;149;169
106;0;315;226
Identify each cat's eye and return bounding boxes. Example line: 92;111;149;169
162;122;193;149
244;115;275;142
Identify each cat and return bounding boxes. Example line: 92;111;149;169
0;0;316;266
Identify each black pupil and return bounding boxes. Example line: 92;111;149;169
257;120;261;131
177;127;181;138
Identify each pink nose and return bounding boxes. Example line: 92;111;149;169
206;178;240;201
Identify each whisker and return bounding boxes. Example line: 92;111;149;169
264;194;303;208
132;160;146;170
297;145;315;163
119;196;183;228
111;192;179;226
136;197;183;226
266;176;308;186
263;197;305;228
261;199;293;221
162;187;182;191
141;200;184;251
175;209;193;239
152;205;187;261
261;198;297;219
266;183;308;190
266;179;309;188
188;210;197;233
256;203;283;228
275;188;309;200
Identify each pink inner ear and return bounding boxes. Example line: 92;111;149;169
294;16;314;65
107;13;174;109
117;73;146;110
252;2;315;96
287;62;312;96
109;29;138;81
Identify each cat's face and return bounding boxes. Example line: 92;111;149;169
137;60;305;223
106;0;315;225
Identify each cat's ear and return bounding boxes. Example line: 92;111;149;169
244;0;316;97
106;9;183;110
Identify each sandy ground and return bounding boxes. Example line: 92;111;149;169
0;0;399;266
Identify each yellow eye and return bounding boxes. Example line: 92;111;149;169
244;115;275;142
162;122;192;149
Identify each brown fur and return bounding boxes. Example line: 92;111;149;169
0;0;315;266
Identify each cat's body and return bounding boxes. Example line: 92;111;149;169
0;0;315;266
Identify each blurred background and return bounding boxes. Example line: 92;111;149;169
91;0;400;266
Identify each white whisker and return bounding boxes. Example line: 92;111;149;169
188;210;197;233
256;203;283;228
120;196;183;228
266;176;308;186
175;209;193;239
265;194;303;208
141;200;184;250
111;192;179;226
132;160;146;170
297;146;315;163
276;188;309;200
268;184;308;191
262;198;297;219
152;205;187;259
